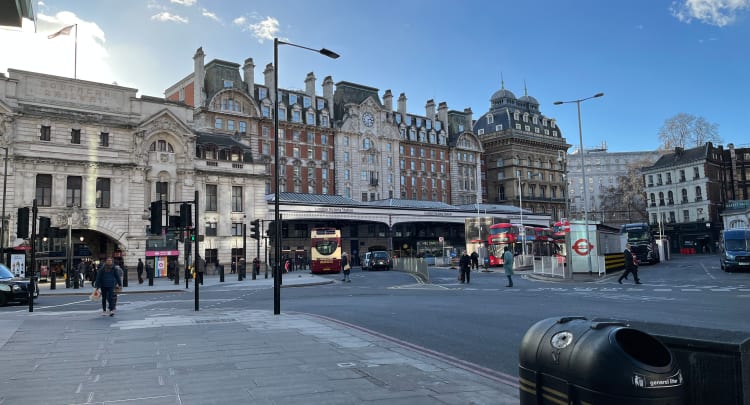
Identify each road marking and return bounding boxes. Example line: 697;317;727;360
653;288;672;291
681;289;701;292
700;262;717;280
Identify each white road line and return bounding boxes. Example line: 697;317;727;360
681;289;701;292
653;288;672;292
700;262;717;280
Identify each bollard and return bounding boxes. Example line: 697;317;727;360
148;270;154;286
123;267;128;287
50;271;56;290
219;264;224;282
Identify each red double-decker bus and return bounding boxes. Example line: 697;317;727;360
552;220;570;261
310;227;342;274
487;223;522;266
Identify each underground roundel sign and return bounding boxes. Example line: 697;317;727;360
572;238;594;256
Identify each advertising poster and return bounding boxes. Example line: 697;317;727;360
156;256;168;278
10;254;26;278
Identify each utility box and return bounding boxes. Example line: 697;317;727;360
567;220;621;275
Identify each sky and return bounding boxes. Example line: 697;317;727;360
1;0;749;153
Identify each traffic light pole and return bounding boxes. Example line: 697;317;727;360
194;190;200;311
29;199;37;312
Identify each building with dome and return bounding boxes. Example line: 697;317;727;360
472;82;569;221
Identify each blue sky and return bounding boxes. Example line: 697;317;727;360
1;0;749;152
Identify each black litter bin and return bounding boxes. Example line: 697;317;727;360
519;316;684;405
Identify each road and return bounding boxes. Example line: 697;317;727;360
3;253;748;381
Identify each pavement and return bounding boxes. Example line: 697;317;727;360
1;270;521;404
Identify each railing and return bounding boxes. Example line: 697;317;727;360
533;256;565;278
392;257;429;282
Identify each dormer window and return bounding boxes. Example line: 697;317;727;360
258;88;268;99
316;98;325;110
487;114;494;124
303;96;311;108
223;80;233;88
289;94;297;105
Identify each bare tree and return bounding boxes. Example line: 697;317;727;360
598;160;652;224
658;113;721;149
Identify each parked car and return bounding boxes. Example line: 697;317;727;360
370;251;392;271
0;264;38;306
362;252;373;271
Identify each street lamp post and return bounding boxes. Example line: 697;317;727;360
518;172;541;260
554;92;604;275
0;146;8;266
273;38;339;315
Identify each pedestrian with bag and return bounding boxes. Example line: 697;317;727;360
470;251;479;270
94;257;122;317
618;243;642;284
459;251;471;283
503;246;515;287
137;258;144;284
341;252;351;282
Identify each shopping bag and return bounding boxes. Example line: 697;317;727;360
90;289;101;301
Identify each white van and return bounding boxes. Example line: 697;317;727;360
362;252;372;271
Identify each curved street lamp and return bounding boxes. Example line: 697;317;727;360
553;92;604;275
273;38;339;315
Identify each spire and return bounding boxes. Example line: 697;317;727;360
501;72;505;90
524;79;528;96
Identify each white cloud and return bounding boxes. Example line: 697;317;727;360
233;16;246;26
249;16;279;43
670;0;750;26
150;12;189;24
0;12;116;88
202;8;221;23
170;0;197;6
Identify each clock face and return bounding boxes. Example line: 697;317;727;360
362;112;374;127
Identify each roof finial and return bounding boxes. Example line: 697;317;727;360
501;72;505;90
524;79;528;97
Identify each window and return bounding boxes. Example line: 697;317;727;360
321;150;328;160
317;98;325;110
681;189;688;203
227;120;235;131
497;158;503;167
309;132;316;144
258;88;268;99
35;174;52;207
231;223;243;236
679;169;686;182
279;107;286;121
321;116;329;127
683;210;690;222
262;143;270;155
321;135;328;144
71;129;81;144
693;167;700;179
239;121;247;133
361;192;368;202
695;186;703;201
307;148;313;159
96;178;110;208
232;186;243;212
40;126;51;141
344;152;349;162
206;184;218;211
214;118;223;129
344;169;350;180
156;181;169;202
262;106;271;117
293;147;300;158
66;176;82;207
223;79;233;88
99;132;110;147
205;222;217;236
262;126;270;137
292;110;301;123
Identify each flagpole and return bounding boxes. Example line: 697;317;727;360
74;24;78;80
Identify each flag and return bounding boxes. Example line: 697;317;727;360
47;25;75;39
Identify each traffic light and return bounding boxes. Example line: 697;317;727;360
250;219;260;240
180;203;192;228
17;207;29;239
149;201;162;235
39;216;51;237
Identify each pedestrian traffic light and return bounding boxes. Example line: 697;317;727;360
38;216;51;238
17;207;29;239
180;203;192;228
149;201;162;235
250;219;260;240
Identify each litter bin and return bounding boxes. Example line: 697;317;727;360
519;316;684;405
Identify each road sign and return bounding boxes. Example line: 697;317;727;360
572;238;593;256
439;236;444;243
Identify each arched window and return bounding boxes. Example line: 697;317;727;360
681;189;688;203
150;140;174;152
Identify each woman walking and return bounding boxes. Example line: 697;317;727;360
502;246;514;287
94;257;122;317
341;252;351;282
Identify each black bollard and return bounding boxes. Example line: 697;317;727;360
219;264;224;282
148;269;154;286
123;267;128;287
50;271;56;290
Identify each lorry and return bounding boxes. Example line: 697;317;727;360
620;223;660;264
719;229;750;272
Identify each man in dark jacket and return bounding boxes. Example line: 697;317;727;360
618;243;641;284
136;258;144;284
459;251;471;284
470;251;479;270
94;257;122;316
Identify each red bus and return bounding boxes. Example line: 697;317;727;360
310;227;342;274
487;223;522;266
552;220;570;262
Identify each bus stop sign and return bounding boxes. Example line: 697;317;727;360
572;238;593;256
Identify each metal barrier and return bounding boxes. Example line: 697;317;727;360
532;256;566;278
392;257;430;283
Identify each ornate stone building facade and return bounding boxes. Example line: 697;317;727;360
0;68;268;268
473;84;568;221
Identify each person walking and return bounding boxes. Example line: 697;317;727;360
502;246;515;287
618;243;641;284
341;252;351;282
470;251;479;270
136;258;144;284
459;251;471;283
94;257;122;317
